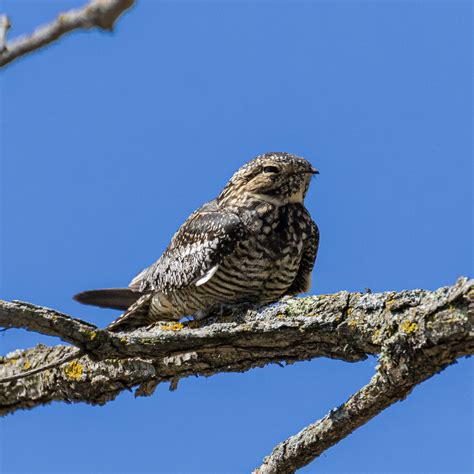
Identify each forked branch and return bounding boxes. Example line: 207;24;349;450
1;278;472;473
0;0;135;68
254;285;473;472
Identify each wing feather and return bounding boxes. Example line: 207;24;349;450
129;201;243;293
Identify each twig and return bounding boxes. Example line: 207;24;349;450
0;348;82;383
0;15;10;52
0;0;135;68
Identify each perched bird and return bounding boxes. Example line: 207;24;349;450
74;152;320;331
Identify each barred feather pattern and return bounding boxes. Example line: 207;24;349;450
79;152;320;331
148;201;318;321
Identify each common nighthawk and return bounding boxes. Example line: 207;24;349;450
74;152;319;331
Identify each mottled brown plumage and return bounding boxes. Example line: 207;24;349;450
74;152;319;331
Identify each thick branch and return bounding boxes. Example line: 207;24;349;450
1;278;471;424
0;291;371;363
0;0;134;68
255;288;473;473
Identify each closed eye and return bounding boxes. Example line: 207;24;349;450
263;166;280;174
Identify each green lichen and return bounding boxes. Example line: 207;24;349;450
285;298;316;317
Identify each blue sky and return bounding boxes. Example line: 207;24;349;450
1;0;472;473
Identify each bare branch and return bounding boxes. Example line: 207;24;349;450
0;279;473;413
0;345;157;414
0;15;10;52
0;290;371;363
0;278;472;471
0;300;98;345
0;0;135;68
0;348;82;383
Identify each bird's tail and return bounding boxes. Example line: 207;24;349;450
106;294;154;331
73;288;141;311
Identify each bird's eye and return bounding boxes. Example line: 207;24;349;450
263;166;280;174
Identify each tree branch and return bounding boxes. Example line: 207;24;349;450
0;15;10;52
1;278;472;472
0;0;135;68
254;281;473;473
0;290;371;363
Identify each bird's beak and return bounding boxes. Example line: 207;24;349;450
309;167;319;175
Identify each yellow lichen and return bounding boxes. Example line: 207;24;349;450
385;299;395;311
371;329;381;343
64;361;83;380
85;330;97;341
401;320;417;334
161;322;184;331
348;318;358;328
347;307;352;316
276;313;285;319
1;357;19;366
22;360;32;371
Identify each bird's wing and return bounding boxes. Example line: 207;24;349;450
285;216;319;296
129;201;244;293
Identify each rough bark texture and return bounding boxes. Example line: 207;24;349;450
0;0;134;68
255;278;473;473
1;278;472;472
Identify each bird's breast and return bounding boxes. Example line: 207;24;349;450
207;203;310;301
160;203;313;318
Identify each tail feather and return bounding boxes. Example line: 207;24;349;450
106;294;153;331
74;288;141;311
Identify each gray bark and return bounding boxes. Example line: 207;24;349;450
0;0;134;68
1;277;472;473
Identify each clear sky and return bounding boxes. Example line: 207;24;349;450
1;1;472;473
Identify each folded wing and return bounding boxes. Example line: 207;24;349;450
129;200;244;294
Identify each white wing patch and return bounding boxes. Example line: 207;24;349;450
194;265;219;287
129;268;148;290
126;205;243;293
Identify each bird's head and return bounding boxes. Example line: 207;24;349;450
218;152;318;206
